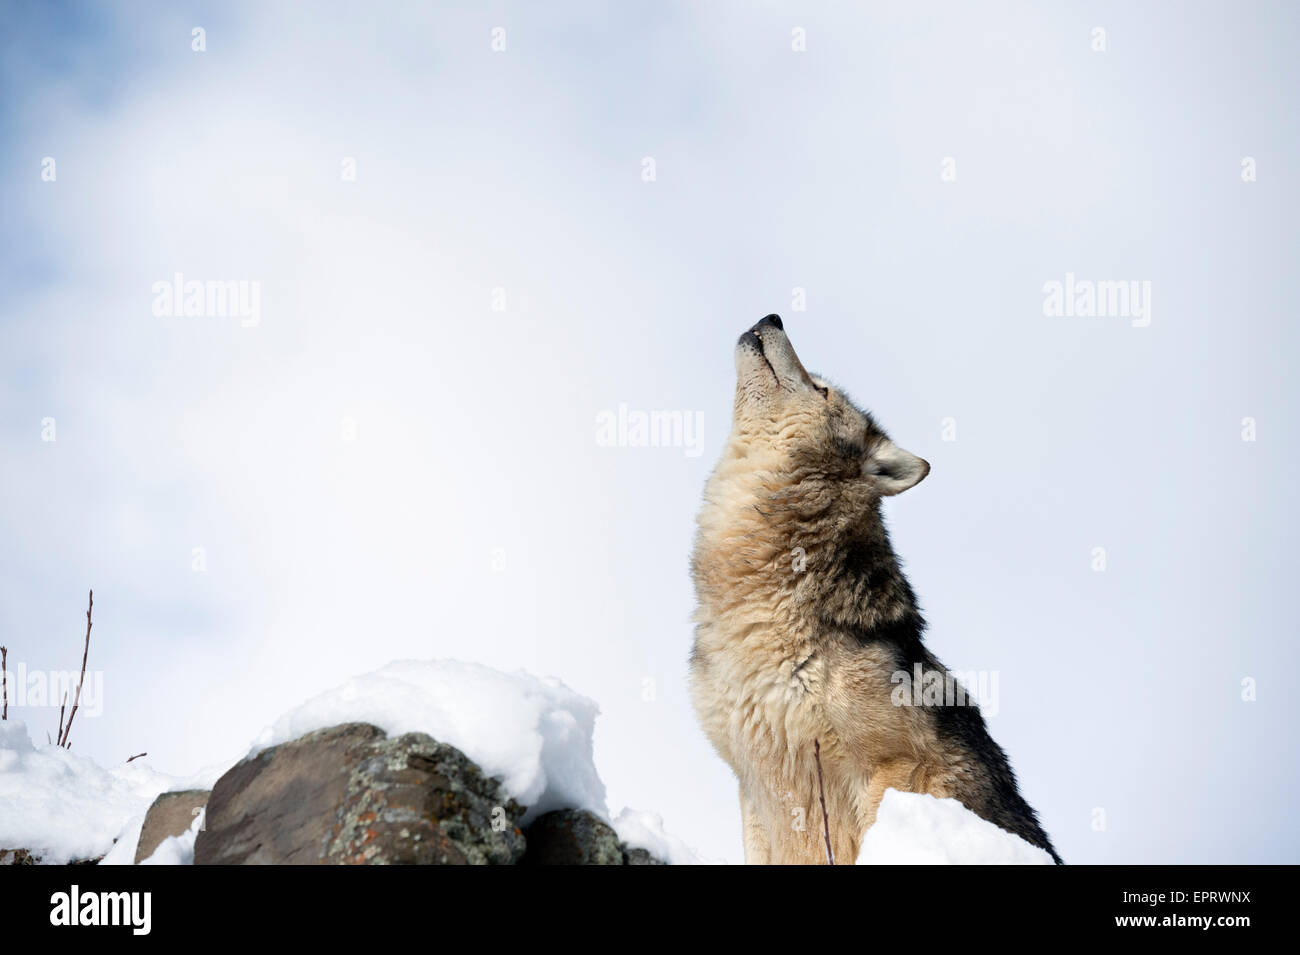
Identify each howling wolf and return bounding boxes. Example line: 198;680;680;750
689;315;1060;864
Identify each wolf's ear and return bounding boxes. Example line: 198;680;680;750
865;438;930;496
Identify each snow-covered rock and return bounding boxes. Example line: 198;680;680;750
252;659;607;823
856;790;1055;865
0;658;700;865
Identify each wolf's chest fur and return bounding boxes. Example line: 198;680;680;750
690;603;922;863
691;619;828;770
687;469;930;861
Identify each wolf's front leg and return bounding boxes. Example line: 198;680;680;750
738;786;773;864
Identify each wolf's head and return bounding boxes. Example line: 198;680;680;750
730;314;929;498
693;313;929;637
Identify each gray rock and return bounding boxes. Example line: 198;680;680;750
193;722;525;865
622;846;667;865
135;789;210;863
522;809;626;865
327;731;526;865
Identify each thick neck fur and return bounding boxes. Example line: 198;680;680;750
691;438;923;649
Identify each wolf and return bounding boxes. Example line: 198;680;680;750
689;315;1061;865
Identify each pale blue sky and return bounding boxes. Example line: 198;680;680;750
1;1;1296;863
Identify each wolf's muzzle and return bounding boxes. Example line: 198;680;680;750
738;313;784;346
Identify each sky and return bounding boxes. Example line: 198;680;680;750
1;0;1297;864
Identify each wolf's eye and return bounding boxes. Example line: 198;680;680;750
814;384;829;400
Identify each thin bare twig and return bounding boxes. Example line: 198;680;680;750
1;645;7;720
814;738;835;865
59;589;92;748
125;752;147;763
57;691;66;745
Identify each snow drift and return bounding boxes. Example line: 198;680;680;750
0;720;184;864
856;790;1055;865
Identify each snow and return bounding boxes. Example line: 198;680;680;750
96;811;148;866
856;789;1055;865
253;659;607;822
0;720;180;864
612;808;707;865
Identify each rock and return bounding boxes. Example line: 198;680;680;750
523;809;626;865
521;809;670;864
195;722;379;865
521;810;670;865
622;846;667;865
135;790;210;863
0;847;101;865
193;722;525;865
328;731;527;865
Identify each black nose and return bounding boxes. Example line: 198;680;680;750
754;314;783;332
